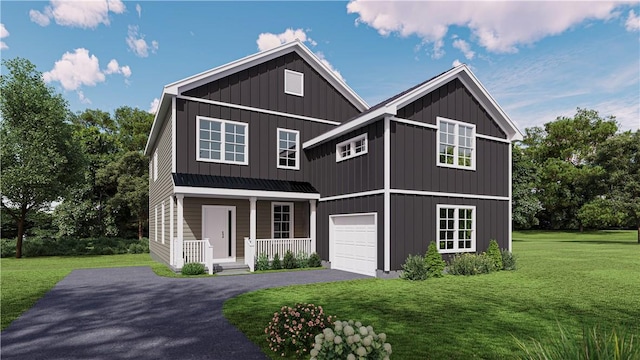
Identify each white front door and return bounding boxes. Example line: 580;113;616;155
202;206;236;262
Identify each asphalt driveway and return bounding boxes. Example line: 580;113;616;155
1;267;367;359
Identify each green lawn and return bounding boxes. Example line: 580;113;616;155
223;230;640;359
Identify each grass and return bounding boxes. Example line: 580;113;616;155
223;230;640;359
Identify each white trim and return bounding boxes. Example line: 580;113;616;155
436;204;477;254
277;128;300;170
178;95;341;126
196;116;249;165
271;202;294;239
169;195;174;265
161;201;165;244
383;116;391;272
309;200;317;253
477;133;511;144
336;133;368;162
329;212;378;277
436;116;476;171
171;96;176;173
508;143;513;252
318;189;385;202
154;205;158;242
390;116;438;130
249;197;257;241
202;205;237;262
153;150;158;181
391;189;509;201
174;186;320;200
284;69;304;97
176;194;184;268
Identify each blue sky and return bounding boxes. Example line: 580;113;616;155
2;1;639;132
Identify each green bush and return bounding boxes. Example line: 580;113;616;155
516;325;639;360
265;303;334;357
255;252;270;271
311;320;392;360
128;243;145;254
296;251;310;268
425;241;446;278
181;262;205;275
1;239;16;257
0;236;148;257
401;254;427;280
271;253;282;270
308;252;322;268
283;250;297;269
501;249;517;271
487;239;503;271
448;252;495;275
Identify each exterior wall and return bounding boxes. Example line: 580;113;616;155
176;99;335;180
149;111;173;265
390;194;509;270
316;195;384;270
306;121;385;197
183;52;360;123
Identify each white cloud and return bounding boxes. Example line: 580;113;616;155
626;10;640;31
29;0;125;29
43;48;105;91
126;25;159;57
452;39;475;60
347;1;627;54
136;3;142;18
104;59;132;78
149;98;160;114
315;52;344;82
452;59;462;67
0;23;9;50
77;90;92;104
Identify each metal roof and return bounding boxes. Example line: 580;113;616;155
172;173;318;194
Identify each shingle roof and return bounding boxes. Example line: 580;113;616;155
172;173;318;194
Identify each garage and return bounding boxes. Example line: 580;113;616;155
329;213;377;276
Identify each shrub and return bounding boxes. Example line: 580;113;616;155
401;254;427;280
425;241;446;278
255;252;270;271
271;253;282;270
0;236;149;257
265;303;334;357
308;252;322;268
1;239;16;257
448;252;495;275
181;262;205;275
283;250;297;269
516;325;639;360
501;249;517;271
311;320;392;360
128;243;145;254
486;239;503;271
296;251;310;268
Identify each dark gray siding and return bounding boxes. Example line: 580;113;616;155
390;194;509;270
183;52;360;123
317;195;384;270
306;121;385;197
391;122;509;197
176;98;336;181
397;78;506;139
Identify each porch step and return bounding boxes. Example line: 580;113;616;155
211;262;250;275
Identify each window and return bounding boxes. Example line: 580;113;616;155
197;116;248;165
149;160;152;180
154;205;158;242
336;133;368;162
284;69;304;97
272;202;294;239
153;150;158;181
437;117;475;170
436;205;475;253
277;128;300;170
161;201;165;244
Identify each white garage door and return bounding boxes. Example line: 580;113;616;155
330;213;377;276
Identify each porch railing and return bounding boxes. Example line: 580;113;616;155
182;239;214;274
244;237;313;272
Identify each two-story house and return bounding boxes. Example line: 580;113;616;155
145;40;522;277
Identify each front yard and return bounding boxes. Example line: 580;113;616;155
223;230;640;359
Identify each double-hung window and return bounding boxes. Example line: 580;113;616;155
437;117;475;170
336;133;368;162
197;116;248;165
436;205;475;253
272;202;294;239
277;128;299;170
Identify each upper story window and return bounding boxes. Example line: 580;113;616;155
277;128;300;170
153;150;158;181
437;117;475;170
336;133;368;162
197;116;248;165
436;205;476;253
284;69;304;97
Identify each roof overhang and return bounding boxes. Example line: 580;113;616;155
174;186;320;201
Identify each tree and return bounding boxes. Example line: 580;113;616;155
512;143;542;229
0;58;84;257
114;106;154;152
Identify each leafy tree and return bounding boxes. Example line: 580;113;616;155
0;58;84;257
114;106;153;152
512;143;542;229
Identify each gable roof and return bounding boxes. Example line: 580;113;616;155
144;40;369;156
303;64;523;149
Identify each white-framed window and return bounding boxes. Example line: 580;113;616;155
161;201;165;244
277;128;300;170
149;160;152;180
336;133;368;162
272;202;294;239
197;116;248;165
437;117;475;170
284;69;304;97
436;204;476;253
154;205;158;242
153;150;158;181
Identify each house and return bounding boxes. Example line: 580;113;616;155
144;40;523;277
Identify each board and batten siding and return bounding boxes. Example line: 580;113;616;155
182;52;360;123
149;111;173;265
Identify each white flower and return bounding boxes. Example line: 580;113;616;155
353;334;361;343
323;328;334;336
356;347;367;356
366;325;373;334
378;333;387;342
384;343;392;354
315;334;324;343
335;322;343;332
344;325;355;336
334;335;342;344
325;332;335;342
355;321;362;328
346;335;354;345
363;336;372;346
359;327;368;336
310;349;319;357
314;342;322;351
347;354;356;360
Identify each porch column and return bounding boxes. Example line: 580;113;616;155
176;194;184;268
249;197;257;241
309;200;317;254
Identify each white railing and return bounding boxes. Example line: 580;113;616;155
183;239;214;274
244;237;313;272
